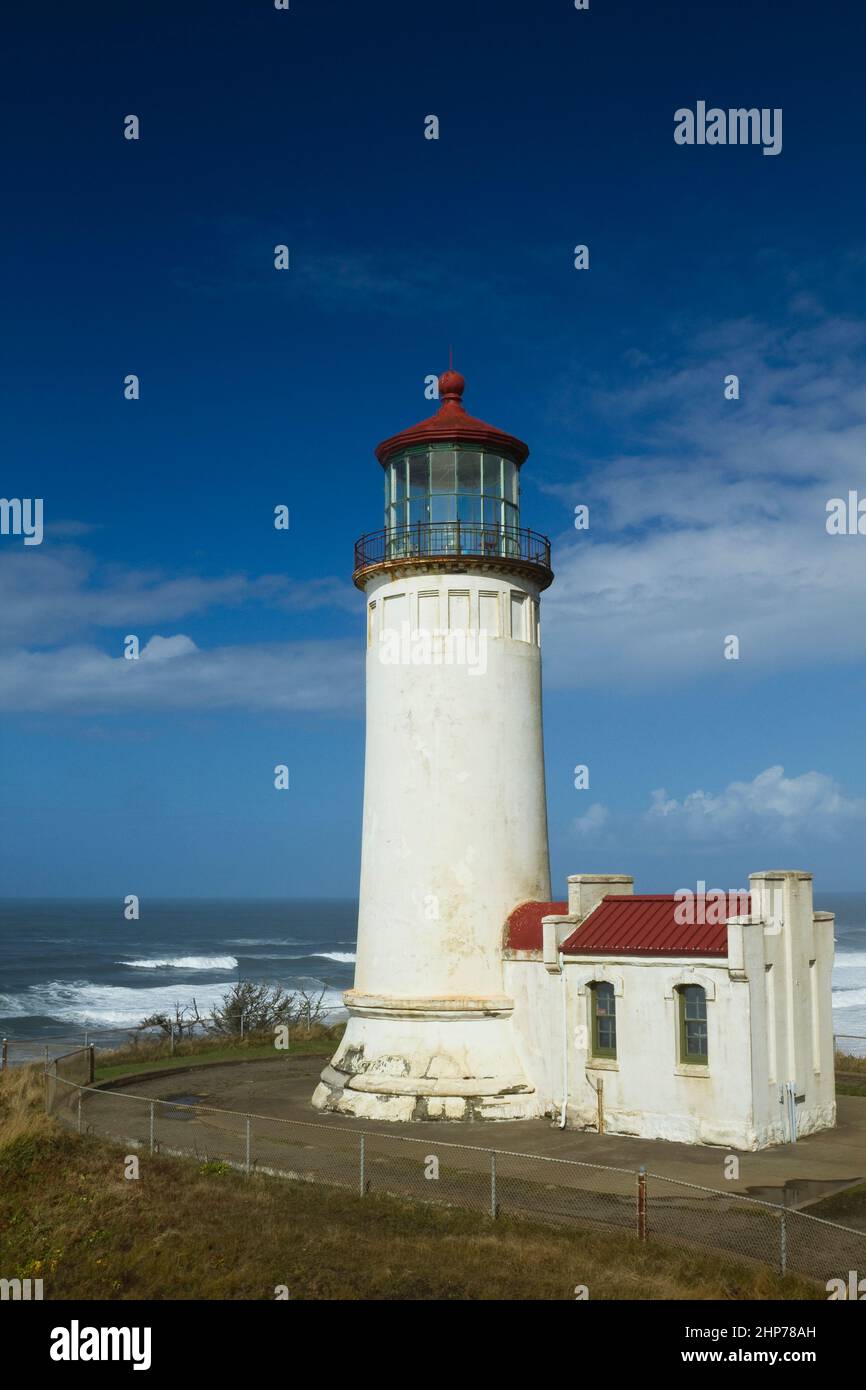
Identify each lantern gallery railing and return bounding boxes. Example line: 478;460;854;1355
354;522;552;575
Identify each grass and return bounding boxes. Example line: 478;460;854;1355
807;1180;866;1228
0;1061;821;1301
92;1024;341;1083
835;1050;866;1097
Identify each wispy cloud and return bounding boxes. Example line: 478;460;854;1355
645;765;866;843
0;544;356;646
570;766;866;850
0;636;361;714
0;542;360;715
540;307;866;687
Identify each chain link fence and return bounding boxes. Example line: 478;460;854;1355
2;1028;176;1069
43;1061;866;1289
835;1032;866;1059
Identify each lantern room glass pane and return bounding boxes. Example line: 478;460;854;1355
430;449;455;493
482;454;503;498
409;496;429;526
482;496;502;527
457;494;482;524
409;452;429;496
430;492;457;523
457;450;481;494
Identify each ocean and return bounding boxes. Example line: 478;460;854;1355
1;894;865;1058
0;899;359;1059
820;894;866;1055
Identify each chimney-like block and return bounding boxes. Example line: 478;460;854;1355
567;873;634;922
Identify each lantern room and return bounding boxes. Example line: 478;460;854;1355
383;445;520;532
354;367;553;589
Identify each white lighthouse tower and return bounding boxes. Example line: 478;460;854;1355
312;368;554;1120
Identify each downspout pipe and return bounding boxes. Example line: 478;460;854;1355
559;952;568;1129
788;1080;798;1145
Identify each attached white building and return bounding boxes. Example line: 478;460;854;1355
505;871;836;1149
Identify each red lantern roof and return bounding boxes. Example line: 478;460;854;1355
375;369;530;467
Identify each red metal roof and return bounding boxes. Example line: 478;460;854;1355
375;370;530;467
560;895;748;958
504;900;567;951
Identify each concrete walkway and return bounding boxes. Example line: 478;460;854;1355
99;1056;866;1213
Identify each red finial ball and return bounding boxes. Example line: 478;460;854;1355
438;368;465;403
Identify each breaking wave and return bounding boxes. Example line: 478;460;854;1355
119;955;238;970
0;979;347;1027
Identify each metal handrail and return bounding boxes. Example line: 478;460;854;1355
354;521;552;572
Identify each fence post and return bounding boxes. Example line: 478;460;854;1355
490;1151;497;1219
245;1117;251;1176
779;1210;787;1276
170;1024;175;1057
88;1044;95;1085
1;1037;7;1072
77;1092;82;1134
149;1100;155;1155
637;1165;647;1241
359;1134;366;1197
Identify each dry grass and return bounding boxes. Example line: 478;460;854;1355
0;1062;820;1301
0;1062;51;1150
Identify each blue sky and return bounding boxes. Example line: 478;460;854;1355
2;0;866;898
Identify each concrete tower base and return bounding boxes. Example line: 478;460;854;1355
311;992;540;1121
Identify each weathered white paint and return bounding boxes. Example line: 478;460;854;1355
505;869;836;1150
313;568;550;1120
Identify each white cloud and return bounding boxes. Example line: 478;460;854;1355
0;542;363;715
0;638;361;714
0;545;356;646
567;766;866;854
140;634;198;661
540;309;866;687
572;803;610;837
645;766;866;843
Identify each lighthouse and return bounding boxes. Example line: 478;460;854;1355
312;369;554;1120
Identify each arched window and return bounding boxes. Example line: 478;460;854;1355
678;985;708;1065
590;981;617;1059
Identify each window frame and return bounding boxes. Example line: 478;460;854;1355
677;984;708;1067
590;980;617;1060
